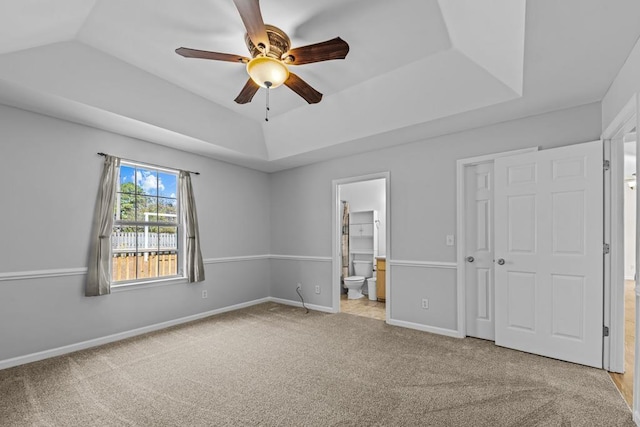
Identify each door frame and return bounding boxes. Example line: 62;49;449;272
455;147;539;338
331;172;391;319
602;94;637;374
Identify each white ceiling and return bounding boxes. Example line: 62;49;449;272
1;0;640;172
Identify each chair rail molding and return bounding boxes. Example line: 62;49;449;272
0;254;333;282
0;267;88;282
388;260;457;269
203;254;271;264
269;254;332;262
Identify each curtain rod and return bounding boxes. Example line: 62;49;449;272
97;152;200;175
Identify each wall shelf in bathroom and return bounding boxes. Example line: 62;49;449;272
347;210;378;277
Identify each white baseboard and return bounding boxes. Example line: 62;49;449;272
386;318;464;338
0;297;270;370
268;297;336;313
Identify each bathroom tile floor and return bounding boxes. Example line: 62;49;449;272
340;293;386;321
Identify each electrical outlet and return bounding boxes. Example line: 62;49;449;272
315;285;320;294
421;298;429;309
202;290;208;299
446;235;455;246
297;283;302;291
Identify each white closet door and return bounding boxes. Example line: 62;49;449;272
494;141;603;368
465;162;495;340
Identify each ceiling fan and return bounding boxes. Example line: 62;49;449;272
175;0;349;105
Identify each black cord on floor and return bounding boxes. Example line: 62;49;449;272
296;286;309;314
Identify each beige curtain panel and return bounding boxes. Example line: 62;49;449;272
86;155;120;296
179;171;205;282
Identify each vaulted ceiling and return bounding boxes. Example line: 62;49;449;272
1;0;640;171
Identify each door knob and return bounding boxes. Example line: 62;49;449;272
466;256;475;263
497;258;505;265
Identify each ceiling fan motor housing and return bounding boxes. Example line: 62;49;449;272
245;25;291;60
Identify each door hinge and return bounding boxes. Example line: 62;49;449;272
603;243;610;254
603;326;610;337
603;160;610;171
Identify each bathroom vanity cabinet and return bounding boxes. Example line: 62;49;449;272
376;257;386;302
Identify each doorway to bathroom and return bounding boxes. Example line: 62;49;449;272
332;173;390;321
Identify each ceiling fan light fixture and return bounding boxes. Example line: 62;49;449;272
246;56;289;89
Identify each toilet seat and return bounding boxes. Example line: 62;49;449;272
343;276;366;300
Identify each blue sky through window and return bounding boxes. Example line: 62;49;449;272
119;165;177;199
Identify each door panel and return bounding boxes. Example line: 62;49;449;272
508;195;537;252
506;271;536;330
465;162;495;340
476;268;490;319
552;191;585;254
551;274;584;339
494;141;603;368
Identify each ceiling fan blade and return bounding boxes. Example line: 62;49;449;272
176;47;249;63
233;0;270;53
284;73;322;104
283;37;349;65
234;78;260;104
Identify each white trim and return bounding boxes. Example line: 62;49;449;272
455;147;539;338
0;255;322;283
603;138;614;371
389;260;457;269
268;297;335;313
203;255;270;264
332;172;391;319
602;95;638;374
269;255;332;262
602;93;640;419
0;267;87;282
386;318;463;338
0;297;271;370
602;95;638;140
604;137;625;373
111;276;188;292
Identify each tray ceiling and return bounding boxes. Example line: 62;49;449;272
0;0;639;171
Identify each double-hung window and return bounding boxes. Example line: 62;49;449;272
111;161;183;284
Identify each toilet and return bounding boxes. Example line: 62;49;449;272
344;260;373;299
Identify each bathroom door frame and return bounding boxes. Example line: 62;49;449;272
332;172;391;319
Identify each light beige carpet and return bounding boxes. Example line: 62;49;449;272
0;302;633;426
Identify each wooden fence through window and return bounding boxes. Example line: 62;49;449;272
112;252;178;282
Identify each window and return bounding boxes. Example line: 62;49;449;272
111;162;182;284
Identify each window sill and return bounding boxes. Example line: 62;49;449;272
111;276;188;292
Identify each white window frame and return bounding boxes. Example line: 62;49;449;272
111;160;185;287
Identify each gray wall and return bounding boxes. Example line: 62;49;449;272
269;102;602;331
0;105;271;361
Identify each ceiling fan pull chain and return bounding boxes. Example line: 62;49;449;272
265;81;272;122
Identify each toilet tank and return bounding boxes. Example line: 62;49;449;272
353;260;373;278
